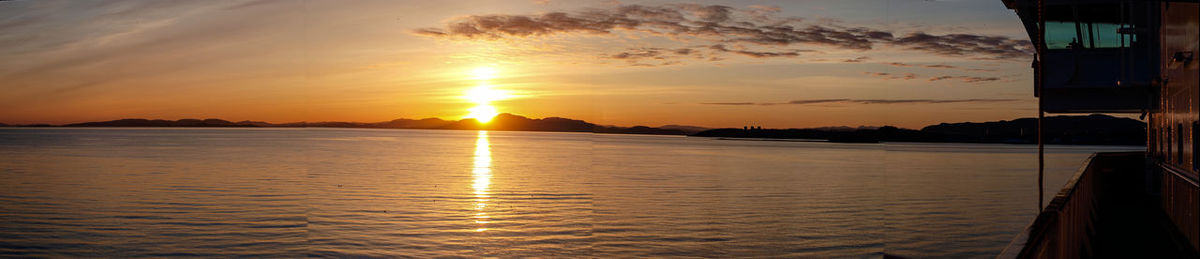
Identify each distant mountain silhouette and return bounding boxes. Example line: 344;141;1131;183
921;114;1145;145
596;125;688;135
65;118;257;127
443;114;597;132
47;113;686;135
694;114;1145;145
16;113;1145;145
657;125;710;134
809;126;880;132
440;114;689;134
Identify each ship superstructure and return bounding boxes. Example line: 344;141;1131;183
998;0;1197;257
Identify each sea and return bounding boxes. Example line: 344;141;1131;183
0;128;1143;258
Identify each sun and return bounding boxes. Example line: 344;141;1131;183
463;85;509;123
466;105;499;123
462;66;510;123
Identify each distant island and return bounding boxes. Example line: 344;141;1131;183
0;114;1145;145
694;114;1145;145
5;113;692;135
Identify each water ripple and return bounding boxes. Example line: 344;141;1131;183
0;128;1141;257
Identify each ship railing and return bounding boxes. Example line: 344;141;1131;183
997;152;1135;259
1160;164;1200;252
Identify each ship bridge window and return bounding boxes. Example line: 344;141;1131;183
1043;4;1136;50
1088;23;1135;48
1045;21;1082;49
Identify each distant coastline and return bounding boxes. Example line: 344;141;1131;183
0;114;695;136
0;114;1145;146
694;114;1144;146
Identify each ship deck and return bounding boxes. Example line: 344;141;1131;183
999;152;1198;258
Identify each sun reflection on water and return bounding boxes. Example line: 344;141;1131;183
471;131;492;232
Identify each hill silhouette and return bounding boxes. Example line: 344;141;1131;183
65;118;258;127
658;125;711;134
693;114;1145;145
442;114;595;132
47;113;688;135
9;113;1145;145
920;114;1145;145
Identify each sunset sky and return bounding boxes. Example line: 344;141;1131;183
0;0;1042;128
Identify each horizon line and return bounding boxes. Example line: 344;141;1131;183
0;113;1136;131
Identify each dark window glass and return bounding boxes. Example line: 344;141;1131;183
1043;4;1135;49
1045;22;1080;50
1087;23;1135;48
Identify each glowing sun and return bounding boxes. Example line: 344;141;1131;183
463;66;510;123
466;104;499;123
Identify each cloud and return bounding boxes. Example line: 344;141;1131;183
701;102;759;105
864;71;997;83
414;4;1034;65
743;5;784;23
676;3;734;23
708;44;805;58
0;1;333;99
603;44;809;66
863;71;918;80
787;99;851;104
885;62;998;72
842;56;869;63
609;47;665;60
606;46;707;66
891;32;1032;60
701;98;1018;105
926;75;1000;82
221;0;278;10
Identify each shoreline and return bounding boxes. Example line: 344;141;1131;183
0;126;1148;147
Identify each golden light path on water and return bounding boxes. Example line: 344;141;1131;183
471;130;492;232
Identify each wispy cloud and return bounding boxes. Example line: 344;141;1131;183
701;98;1018;106
864;71;997;83
926;75;1000;82
708;44;807;58
842;56;870;63
863;71;919;80
885;62;997;72
0;1;325;99
414;3;1034;66
603;44;810;66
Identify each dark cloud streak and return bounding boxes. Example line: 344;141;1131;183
864;71;998;83
842;56;869;63
414;4;1034;63
885;62;999;72
863;71;918;80
926;75;1000;82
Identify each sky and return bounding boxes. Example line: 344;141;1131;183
0;0;1043;128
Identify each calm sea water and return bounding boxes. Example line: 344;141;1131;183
0;128;1141;258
